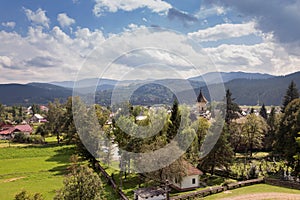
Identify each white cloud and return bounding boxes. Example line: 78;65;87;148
93;0;172;17
1;21;16;28
205;37;300;75
196;5;226;19
0;56;13;68
57;13;75;28
24;8;50;28
0;25;300;83
188;21;258;42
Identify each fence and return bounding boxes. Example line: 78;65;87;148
265;177;300;190
170;178;264;200
94;161;129;200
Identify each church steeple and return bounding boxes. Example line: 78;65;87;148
197;89;208;103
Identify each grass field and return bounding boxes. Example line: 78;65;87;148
202;184;300;200
0;138;74;200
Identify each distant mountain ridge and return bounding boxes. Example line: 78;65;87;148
0;71;299;106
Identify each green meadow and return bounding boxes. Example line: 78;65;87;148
0;139;74;200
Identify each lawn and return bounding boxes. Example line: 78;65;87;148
0;140;75;200
202;184;300;200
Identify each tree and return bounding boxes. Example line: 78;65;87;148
46;99;65;144
54;156;105;200
199;117;234;174
265;107;280;151
259;104;268;120
167;99;181;142
276;99;300;166
282;81;299;112
242;114;267;157
225;89;241;125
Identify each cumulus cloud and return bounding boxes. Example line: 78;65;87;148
188;21;258;42
0;56;13;68
57;13;75;28
205;0;300;45
167;8;198;26
23;8;50;28
93;0;172;17
1;21;16;28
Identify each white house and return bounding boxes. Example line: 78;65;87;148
172;161;203;191
31;114;46;123
134;187;166;200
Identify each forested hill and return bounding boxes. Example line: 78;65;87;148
0;83;72;106
0;71;299;106
223;71;300;105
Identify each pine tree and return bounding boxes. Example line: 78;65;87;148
282;80;299;112
276;99;300;165
259;104;268;120
167;99;181;142
225;89;241;125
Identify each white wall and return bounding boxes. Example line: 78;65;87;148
176;175;199;189
135;194;166;200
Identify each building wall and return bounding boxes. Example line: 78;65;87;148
135;194;166;200
180;175;199;189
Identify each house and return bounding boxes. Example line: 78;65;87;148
172;161;203;191
31;114;47;123
134;187;166;200
0;124;33;139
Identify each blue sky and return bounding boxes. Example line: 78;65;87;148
0;0;300;83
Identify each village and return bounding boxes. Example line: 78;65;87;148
1;81;300;200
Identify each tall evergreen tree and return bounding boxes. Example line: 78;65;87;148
282;80;299;112
225;89;241;125
167;99;181;142
259;104;268;120
276;99;300;166
265;107;279;151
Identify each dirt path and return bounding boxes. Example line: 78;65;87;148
220;192;300;200
3;177;25;183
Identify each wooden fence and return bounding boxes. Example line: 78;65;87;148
94;161;129;200
170;178;264;200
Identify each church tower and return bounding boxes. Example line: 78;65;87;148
197;89;208;114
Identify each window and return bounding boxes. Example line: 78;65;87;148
192;178;196;184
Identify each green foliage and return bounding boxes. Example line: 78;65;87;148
13;132;45;144
259;104;268;120
54;157;105;200
15;190;44;200
242;114;267;157
282;80;299;112
167;99;181;142
199;117;234;174
225;89;241;124
275;98;300;166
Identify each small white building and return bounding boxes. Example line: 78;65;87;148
172;161;203;191
31;114;46;123
134;187;166;200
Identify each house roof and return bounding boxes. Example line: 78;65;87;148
15;125;33;133
33;114;44;119
0;124;33;135
184;161;203;176
134;187;165;198
197;90;208;103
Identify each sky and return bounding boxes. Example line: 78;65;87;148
0;0;300;83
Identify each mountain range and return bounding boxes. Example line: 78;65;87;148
0;71;299;106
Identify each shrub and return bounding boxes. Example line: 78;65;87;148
14;190;44;200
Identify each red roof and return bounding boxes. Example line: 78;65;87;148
183;161;203;176
0;124;33;135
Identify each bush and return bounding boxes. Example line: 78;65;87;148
14;190;44;200
12;133;44;144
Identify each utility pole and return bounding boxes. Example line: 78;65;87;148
165;179;170;200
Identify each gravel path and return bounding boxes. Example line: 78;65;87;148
220;192;300;200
